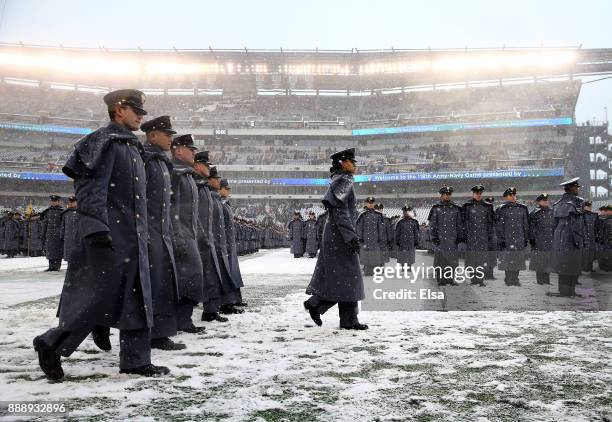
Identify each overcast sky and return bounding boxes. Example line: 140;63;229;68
0;0;610;123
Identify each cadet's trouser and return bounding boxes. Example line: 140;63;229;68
436;268;457;286
47;259;62;270
151;313;178;339
37;326;150;369
469;271;485;285
234;289;243;304
177;298;198;329
558;275;578;297
504;271;520;285
536;272;550;285
305;295;358;327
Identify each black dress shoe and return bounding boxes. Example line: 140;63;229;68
220;305;245;315
234;302;248;307
202;313;229;322
33;336;64;380
120;364;170;377
151;337;187;350
177;325;206;334
340;323;369;330
303;301;322;326
91;326;111;351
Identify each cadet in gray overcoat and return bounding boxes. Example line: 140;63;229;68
141;116;183;350
495;187;529;286
170;134;205;334
394;205;420;267
288;212;306;258
356;197;385;276
528;194;555;285
305;148;367;330
304;211;319;258
40;195;64;271
552;178;586;297
582;201;599;272
220;179;247;307
462;186;495;286
428;186;464;286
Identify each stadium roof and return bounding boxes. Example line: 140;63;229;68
1;44;612;91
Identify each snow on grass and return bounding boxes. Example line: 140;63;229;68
0;249;610;421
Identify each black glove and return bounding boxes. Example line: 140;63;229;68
347;238;361;254
433;238;440;246
499;241;506;250
87;231;114;251
524;240;529;248
529;239;536;248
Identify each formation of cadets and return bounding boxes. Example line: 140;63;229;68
30;90;284;381
424;181;610;297
0;195;77;263
0;198;282;263
290;177;612;299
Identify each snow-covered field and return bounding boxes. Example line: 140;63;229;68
0;249;611;421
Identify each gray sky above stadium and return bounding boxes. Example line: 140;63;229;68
0;0;610;123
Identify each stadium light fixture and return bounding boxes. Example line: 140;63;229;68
0;52;139;75
49;83;76;91
145;61;204;75
0;49;578;78
3;77;39;87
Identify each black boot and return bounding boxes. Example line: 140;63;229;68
234;302;248;307
120;364;170;377
33;336;64;380
177;324;206;334
151;337;186;351
340;322;369;330
220;304;244;315
91;326;111;351
202;312;229;322
303;301;322;326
